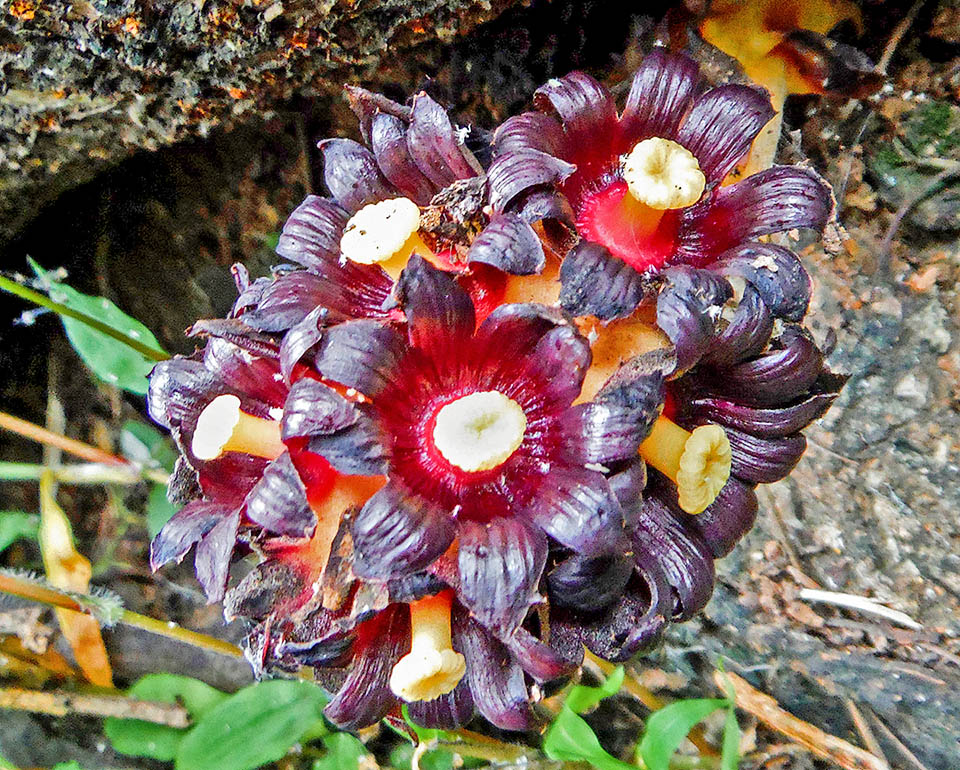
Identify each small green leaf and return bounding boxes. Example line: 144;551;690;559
638;698;728;770
565;665;624;713
104;674;228;761
120;421;177;471
30;260;167;395
721;707;740;770
311;733;371;770
146;484;179;538
175;679;328;770
0;511;39;553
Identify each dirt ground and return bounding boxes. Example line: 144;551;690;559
0;1;958;768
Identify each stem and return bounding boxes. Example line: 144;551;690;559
0;572;243;659
0;686;189;727
0;411;127;466
0;461;168;486
0;274;168;362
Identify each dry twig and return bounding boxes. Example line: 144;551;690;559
0;686;189;727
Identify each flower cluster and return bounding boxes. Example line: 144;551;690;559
147;48;844;731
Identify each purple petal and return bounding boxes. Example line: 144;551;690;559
150;499;231;570
307;405;389;476
520;324;591;408
345;84;411;144
527;467;624;554
201;338;287;409
533;71;618;152
324;605;408;730
494;111;566;157
458;517;547;633
677;84;774;182
147;358;219;432
701;284;773;367
406;679;475;730
504;625;581;682
559;241;650;320
243;272;331;333
467;213;546;275
684;372;847;438
350;482;455;580
510;188;576;226
455;612;533;731
632;490;715;619
370;111;435;205
194;509;241;604
656;266;732;373
682;477;759;558
474;302;572;363
726;428;807;484
244;453;315;537
275;195;349;271
397;255;476;350
607;459;648;516
314;320;407;398
280;306;326;384
621;48;701;143
700;325;824;406
547;549;633;612
487;149;576;213
709;242;812;322
406;92;476;188
562;402;649;465
282;378;358;439
319;138;393;213
197;453;270;503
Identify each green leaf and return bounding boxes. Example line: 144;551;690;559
311;733;370;770
638;698;728;770
146;484;179;538
52;763;86;770
565;665;625;713
104;674;228;761
0;511;39;553
543;666;633;770
120;421;177;471
30;260;167;395
721;707;740;770
175;679;328;770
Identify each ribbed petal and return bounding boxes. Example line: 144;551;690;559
455;613;533;731
504;625;581;682
680;477;759;558
150;499;230;570
458;517;547;633
656;266;732;374
319;138;393;213
282;379;357;439
709;242;812;322
243;272;331;332
528;467;624;554
275;196;394;313
620;48;700;143
533;71;618;151
314;320;406;398
487;149;576;212
608;459;648;518
275;195;349;271
511;188;576;226
406;679;475;730
684;372;847;438
243;453;315;537
561;402;648;465
547;549;633;612
701;284;773;367
519;324;591;409
202;338;287;410
194;509;240;604
474;302;572;364
494;111;566;157
406;92;476;188
188;319;279;361
370;111;435;205
726;428;807;484
676;84;774;182
147;358;219;432
197;453;270;503
307;406;389;476
324;605;408;731
350;482;455;579
397;255;476;351
279;306;326;383
467;213;546;275
559;241;650;320
632;491;715;620
700;326;824;406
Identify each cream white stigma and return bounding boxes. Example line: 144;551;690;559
339;197;431;277
432;391;527;473
192;394;285;461
676;424;732;515
390;593;466;702
623;138;706;210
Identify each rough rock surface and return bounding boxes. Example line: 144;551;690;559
0;0;516;244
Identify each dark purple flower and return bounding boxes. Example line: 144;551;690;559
489;47;832;321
